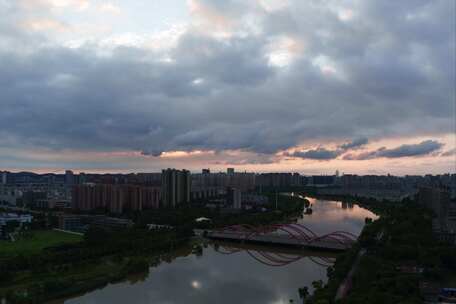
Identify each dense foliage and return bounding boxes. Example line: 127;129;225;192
0;227;189;303
135;192;306;229
0;192;305;303
308;197;456;304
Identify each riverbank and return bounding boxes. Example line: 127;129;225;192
303;195;456;303
0;228;191;304
0;230;82;257
1;194;306;304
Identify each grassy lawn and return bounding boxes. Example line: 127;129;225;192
0;230;82;257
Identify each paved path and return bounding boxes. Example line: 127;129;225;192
335;248;366;301
53;228;84;236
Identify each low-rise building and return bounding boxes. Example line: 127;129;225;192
242;193;268;205
58;214;134;232
58;214;84;232
35;198;71;209
91;216;134;230
0;213;33;238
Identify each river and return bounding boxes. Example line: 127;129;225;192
60;197;377;304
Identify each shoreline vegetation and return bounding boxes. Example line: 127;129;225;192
302;193;456;304
10;191;453;304
0;192;306;304
5;190;453;304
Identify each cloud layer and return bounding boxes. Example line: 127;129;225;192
0;0;454;172
287;137;369;160
343;140;444;160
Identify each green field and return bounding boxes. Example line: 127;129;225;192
0;230;82;257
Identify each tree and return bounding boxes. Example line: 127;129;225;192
84;226;111;246
4;220;20;234
312;280;324;290
298;286;309;299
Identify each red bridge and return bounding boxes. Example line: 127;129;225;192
195;223;357;252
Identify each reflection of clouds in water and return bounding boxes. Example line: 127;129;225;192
300;198;377;235
66;246;327;304
66;198;374;304
191;280;201;289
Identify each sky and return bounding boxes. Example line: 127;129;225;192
0;0;455;175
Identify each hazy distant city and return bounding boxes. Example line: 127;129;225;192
1;169;456;212
1;168;456;234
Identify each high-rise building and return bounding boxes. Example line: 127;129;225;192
65;170;74;185
161;169;191;207
227;172;255;192
418;186;450;231
256;173;293;188
72;184;160;213
1;172;7;185
202;169;210;174
79;172;87;184
227;168;235;175
227;187;242;209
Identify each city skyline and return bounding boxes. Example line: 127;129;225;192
1;165;456;177
0;1;455;175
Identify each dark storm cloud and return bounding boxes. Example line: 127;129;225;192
287;138;369;160
141;150;163;157
339;138;369;150
0;0;453;160
289;148;343;160
378;140;444;158
343;140;444;160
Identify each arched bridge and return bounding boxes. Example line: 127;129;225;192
214;242;337;267
195;223;358;252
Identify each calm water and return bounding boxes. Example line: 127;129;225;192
61;197;377;304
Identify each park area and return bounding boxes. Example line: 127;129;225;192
0;230;82;257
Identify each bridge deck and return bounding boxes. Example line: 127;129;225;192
195;230;354;251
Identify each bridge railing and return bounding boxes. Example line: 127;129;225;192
213;223;357;249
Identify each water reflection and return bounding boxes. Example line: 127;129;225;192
60;197;377;304
213;241;337;267
296;197;378;236
62;243;330;304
